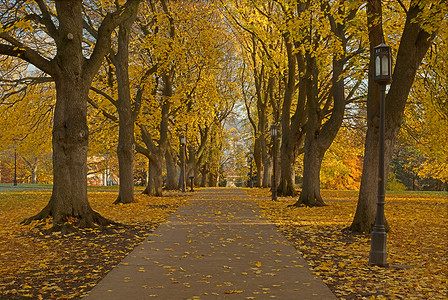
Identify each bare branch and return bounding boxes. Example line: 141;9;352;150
0;33;56;75
35;0;58;40
89;86;118;107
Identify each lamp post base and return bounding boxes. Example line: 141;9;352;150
369;228;388;267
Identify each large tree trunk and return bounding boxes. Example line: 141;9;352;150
142;156;163;196
349;0;384;234
293;3;354;208
29;76;109;228
208;173;218;187
277;33;297;196
262;157;272;188
9;1;140;229
297;139;326;207
253;138;264;187
200;164;208;187
279;144;296;196
165;147;178;190
350;0;436;233
113;9;138;204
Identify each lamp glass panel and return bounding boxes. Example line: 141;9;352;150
271;126;277;137
381;55;389;76
375;56;381;76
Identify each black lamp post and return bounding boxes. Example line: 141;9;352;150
13;148;17;186
248;152;254;188
189;176;194;192
179;134;186;193
270;124;278;201
369;40;392;267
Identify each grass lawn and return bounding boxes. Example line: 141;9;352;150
248;188;448;299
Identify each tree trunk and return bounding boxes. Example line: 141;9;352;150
292;3;353;207
350;0;436;233
9;0;140;229
152;157;163;196
254;138;264;187
30;77;110;227
277;32;299;197
142;156;163;196
22;157;39;184
142;159;153;195
165;147;178;190
296;139;326;207
262;157;272;187
279;145;296;196
31;163;38;184
208;173;217;187
200;165;208;187
113;9;138;204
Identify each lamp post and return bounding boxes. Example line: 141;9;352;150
189;176;195;192
270;124;278;201
369;40;392;267
248;152;253;188
13;148;17;186
179;134;186;193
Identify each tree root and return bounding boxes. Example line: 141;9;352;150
21;205;120;232
21;205;52;225
113;194;134;205
289;194;327;208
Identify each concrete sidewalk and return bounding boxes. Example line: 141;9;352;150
85;188;335;299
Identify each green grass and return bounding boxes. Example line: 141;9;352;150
0;183;52;189
0;183;147;192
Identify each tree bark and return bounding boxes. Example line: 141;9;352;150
35;74;115;227
135;127;164;197
208;173;218;187
14;1;140;228
293;2;355;208
112;8;138;204
277;32;299;197
142;156;162;196
350;0;436;232
165;146;178;190
22;157;39;184
200;167;208;187
297;140;326;206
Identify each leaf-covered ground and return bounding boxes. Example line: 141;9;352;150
0;189;190;299
248;189;447;300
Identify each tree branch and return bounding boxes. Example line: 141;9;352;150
35;0;58;41
84;0;140;80
89;86;118;107
0;33;56;75
87;97;118;122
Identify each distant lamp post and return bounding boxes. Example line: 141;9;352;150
13;148;17;186
189;176;195;192
179;134;186;193
270;124;279;201
369;40;392;267
248;152;254;188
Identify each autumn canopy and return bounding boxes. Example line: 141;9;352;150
0;0;446;233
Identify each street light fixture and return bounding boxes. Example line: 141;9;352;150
369;40;392;267
179;134;186;193
270;124;279;201
13;148;17;186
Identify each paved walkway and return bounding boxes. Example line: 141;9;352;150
85;188;335;299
